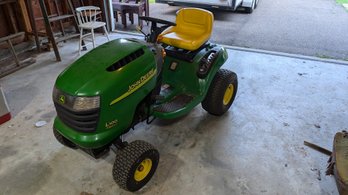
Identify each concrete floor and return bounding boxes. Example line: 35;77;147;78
0;33;347;195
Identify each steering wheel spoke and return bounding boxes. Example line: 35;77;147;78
138;16;176;43
139;16;176;27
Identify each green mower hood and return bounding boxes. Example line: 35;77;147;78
55;38;155;96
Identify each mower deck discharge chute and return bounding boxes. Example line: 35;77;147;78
52;8;238;191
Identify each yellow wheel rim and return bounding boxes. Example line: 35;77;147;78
134;158;152;182
223;84;234;105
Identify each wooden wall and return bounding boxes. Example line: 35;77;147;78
0;0;106;49
0;0;26;48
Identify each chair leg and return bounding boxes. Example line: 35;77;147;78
79;28;83;55
138;10;143;28
91;28;95;48
103;26;110;41
114;11;118;22
121;11;127;28
130;12;134;24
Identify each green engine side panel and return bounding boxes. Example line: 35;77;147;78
54;39;157;149
154;44;228;119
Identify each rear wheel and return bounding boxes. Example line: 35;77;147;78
113;140;159;192
53;128;77;149
202;69;238;116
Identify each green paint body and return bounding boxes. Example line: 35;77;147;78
53;38;228;149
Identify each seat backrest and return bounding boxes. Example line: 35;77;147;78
175;8;214;35
75;6;100;25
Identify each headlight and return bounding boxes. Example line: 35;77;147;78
73;96;100;111
53;86;100;111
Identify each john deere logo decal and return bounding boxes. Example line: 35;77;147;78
59;95;66;104
128;69;156;92
110;69;157;105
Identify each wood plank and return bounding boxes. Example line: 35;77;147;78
38;0;61;61
7;39;20;65
48;14;75;22
35;14;75;22
0;35;24;49
0;58;35;78
0;32;24;43
35;14;58;21
18;0;32;32
4;3;19;32
26;0;41;51
0;0;16;5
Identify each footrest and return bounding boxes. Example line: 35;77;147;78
154;94;193;113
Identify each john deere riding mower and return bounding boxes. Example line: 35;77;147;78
52;8;238;191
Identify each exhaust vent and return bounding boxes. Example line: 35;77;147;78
107;49;144;72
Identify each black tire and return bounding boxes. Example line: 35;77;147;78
202;69;238;116
245;0;255;13
113;140;159;192
53;128;77;149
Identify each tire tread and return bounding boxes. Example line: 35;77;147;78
202;69;238;116
113;140;158;191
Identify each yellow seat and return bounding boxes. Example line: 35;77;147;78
158;8;214;51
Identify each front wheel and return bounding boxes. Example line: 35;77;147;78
113;140;159;192
202;69;238;116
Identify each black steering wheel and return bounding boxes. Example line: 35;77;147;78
139;16;176;43
139;16;176;27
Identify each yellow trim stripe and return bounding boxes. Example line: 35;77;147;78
110;69;157;105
